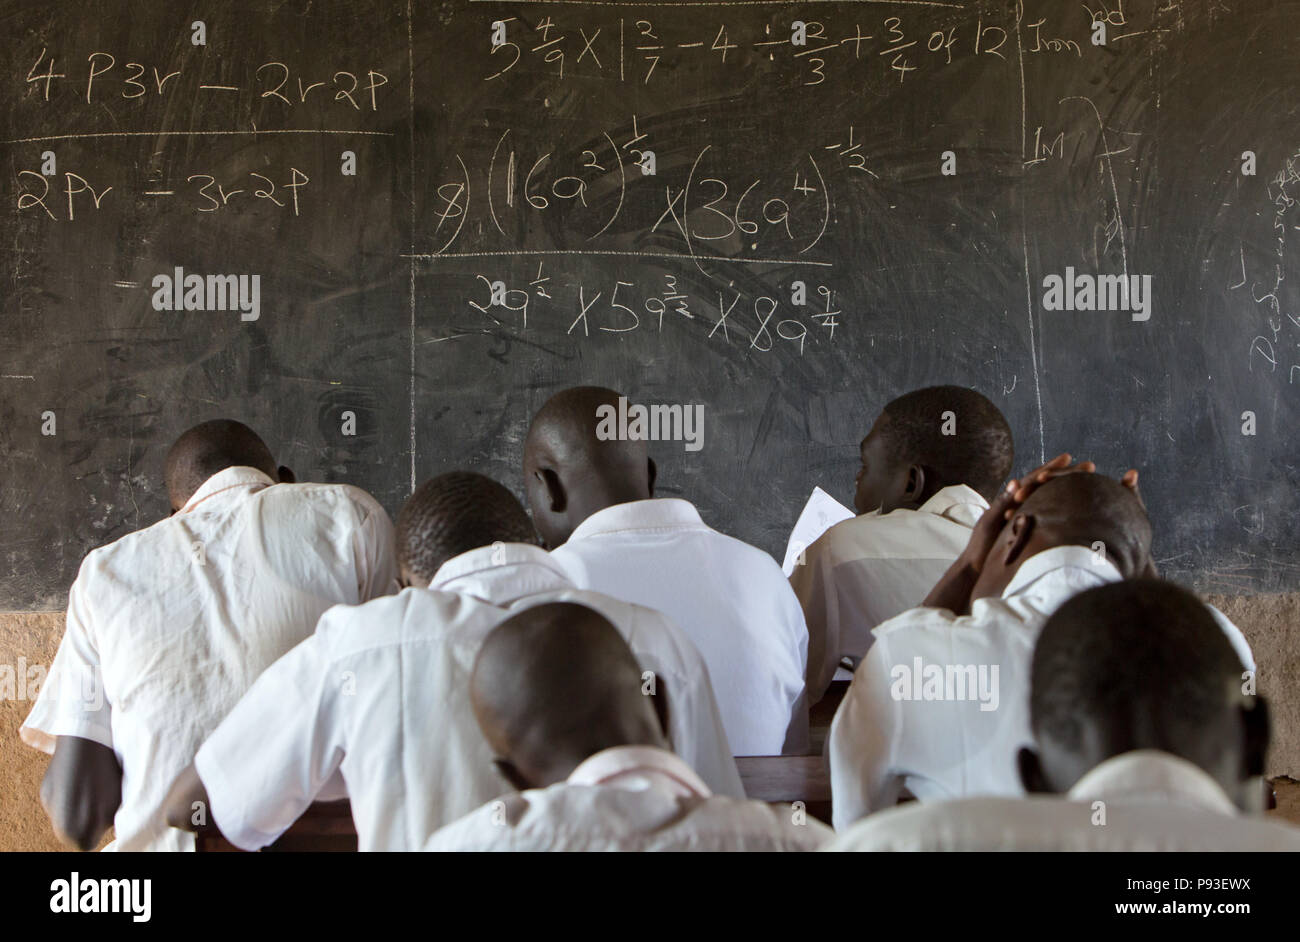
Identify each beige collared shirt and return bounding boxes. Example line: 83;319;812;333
425;745;834;852
195;543;742;852
825;750;1300;851
551;498;809;756
791;484;988;702
22;466;398;851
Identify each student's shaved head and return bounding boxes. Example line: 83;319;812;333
971;472;1152;601
1017;473;1152;576
523;386;655;548
1022;579;1266;807
470;601;668;789
855;385;1014;513
164;419;279;511
397;472;538;585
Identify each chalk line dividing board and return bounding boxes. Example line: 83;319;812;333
2;0;1297;609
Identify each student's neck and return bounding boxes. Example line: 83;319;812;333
583;484;652;517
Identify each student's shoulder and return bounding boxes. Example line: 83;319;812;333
814;509;951;560
685;798;834;850
73;515;190;584
823;796;1057;851
699;525;793;579
861;606;1017;677
425;790;562;851
258;480;391;521
312;587;492;656
554;587;671;630
547;588;702;662
869;603;965;644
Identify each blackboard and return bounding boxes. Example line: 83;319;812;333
3;0;1298;610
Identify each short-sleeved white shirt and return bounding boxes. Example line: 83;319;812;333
828;545;1257;830
21;466;399;851
550;499;809;756
426;745;833;852
828;545;1122;830
194;543;743;851
825;751;1300;851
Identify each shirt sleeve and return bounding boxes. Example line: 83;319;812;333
20;571;114;755
349;489;399;600
828;630;904;830
193;631;344;850
789;534;841;705
661;643;746;799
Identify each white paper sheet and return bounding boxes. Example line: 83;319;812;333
782;486;854;576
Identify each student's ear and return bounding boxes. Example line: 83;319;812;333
646;457;657;497
399;565;429;590
1017;746;1051;794
492;758;533;794
537;468;566;514
277;465;296;484
1240;695;1270;781
901;464;926;506
1003;512;1036;568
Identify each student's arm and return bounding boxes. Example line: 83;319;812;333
162;763;209;833
191;630;346;851
923;454;1085;614
828;634;904;830
40;737;121;850
20;574;120;849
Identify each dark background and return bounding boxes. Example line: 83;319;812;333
2;0;1297;609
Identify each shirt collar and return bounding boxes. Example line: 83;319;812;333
180;466;276;514
429;542;572;605
1066;750;1239;815
567;745;713;799
1003;544;1121;598
565;498;704;542
916;484;989;526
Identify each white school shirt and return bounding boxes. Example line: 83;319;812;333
550;499;809;756
425;745;833;852
21;466;398;852
193;543;743;852
790;485;987;702
825;750;1300;851
828;544;1120;830
827;546;1258;830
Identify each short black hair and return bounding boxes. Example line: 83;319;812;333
1019;473;1153;579
164;419;277;506
1030;580;1245;759
878;385;1014;500
397;472;538;580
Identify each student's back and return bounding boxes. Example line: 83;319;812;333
525;387;808;756
23;422;396;851
550;497;809;755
